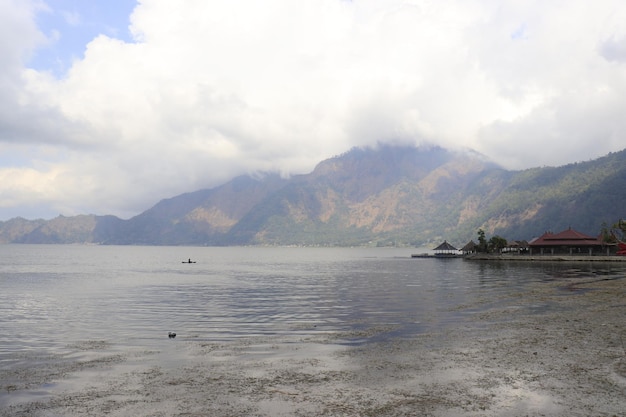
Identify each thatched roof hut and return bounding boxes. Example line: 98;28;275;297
433;240;458;255
460;240;476;254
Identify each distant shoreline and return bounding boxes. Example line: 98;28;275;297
464;253;626;262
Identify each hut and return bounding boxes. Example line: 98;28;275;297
460;240;477;255
433;240;459;257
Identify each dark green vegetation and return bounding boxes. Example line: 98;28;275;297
601;218;626;243
475;229;508;253
1;145;625;246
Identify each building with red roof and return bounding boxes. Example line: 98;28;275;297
528;227;604;255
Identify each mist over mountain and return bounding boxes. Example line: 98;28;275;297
2;145;625;246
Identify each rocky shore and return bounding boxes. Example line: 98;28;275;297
2;273;625;416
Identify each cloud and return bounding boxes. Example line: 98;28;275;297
600;35;626;62
1;0;626;219
61;9;81;26
0;0;46;68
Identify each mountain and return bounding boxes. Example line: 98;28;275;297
2;145;625;246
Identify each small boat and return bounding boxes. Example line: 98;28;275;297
182;258;196;263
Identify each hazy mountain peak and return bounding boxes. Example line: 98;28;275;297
2;145;625;246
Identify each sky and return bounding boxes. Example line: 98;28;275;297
1;0;626;221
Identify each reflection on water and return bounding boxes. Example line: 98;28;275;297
1;245;625;365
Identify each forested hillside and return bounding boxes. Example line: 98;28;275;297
1;146;624;246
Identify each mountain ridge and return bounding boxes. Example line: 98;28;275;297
2;145;625;246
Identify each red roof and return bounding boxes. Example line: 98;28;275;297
529;228;603;247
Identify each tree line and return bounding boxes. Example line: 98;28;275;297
475;229;508;253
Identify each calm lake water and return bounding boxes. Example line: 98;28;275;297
1;245;625;370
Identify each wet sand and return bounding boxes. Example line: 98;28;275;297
2;274;625;416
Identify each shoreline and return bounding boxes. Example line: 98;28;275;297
2;273;625;416
464;253;626;262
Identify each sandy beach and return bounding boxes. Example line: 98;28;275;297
2;271;625;416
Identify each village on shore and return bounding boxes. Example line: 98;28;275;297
412;224;626;261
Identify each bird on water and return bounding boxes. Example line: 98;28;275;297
168;332;176;338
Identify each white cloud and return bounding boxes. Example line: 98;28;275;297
600;35;626;63
0;0;625;219
61;9;81;26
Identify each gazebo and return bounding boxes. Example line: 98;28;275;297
433;240;459;257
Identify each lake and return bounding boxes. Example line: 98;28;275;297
1;244;625;414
